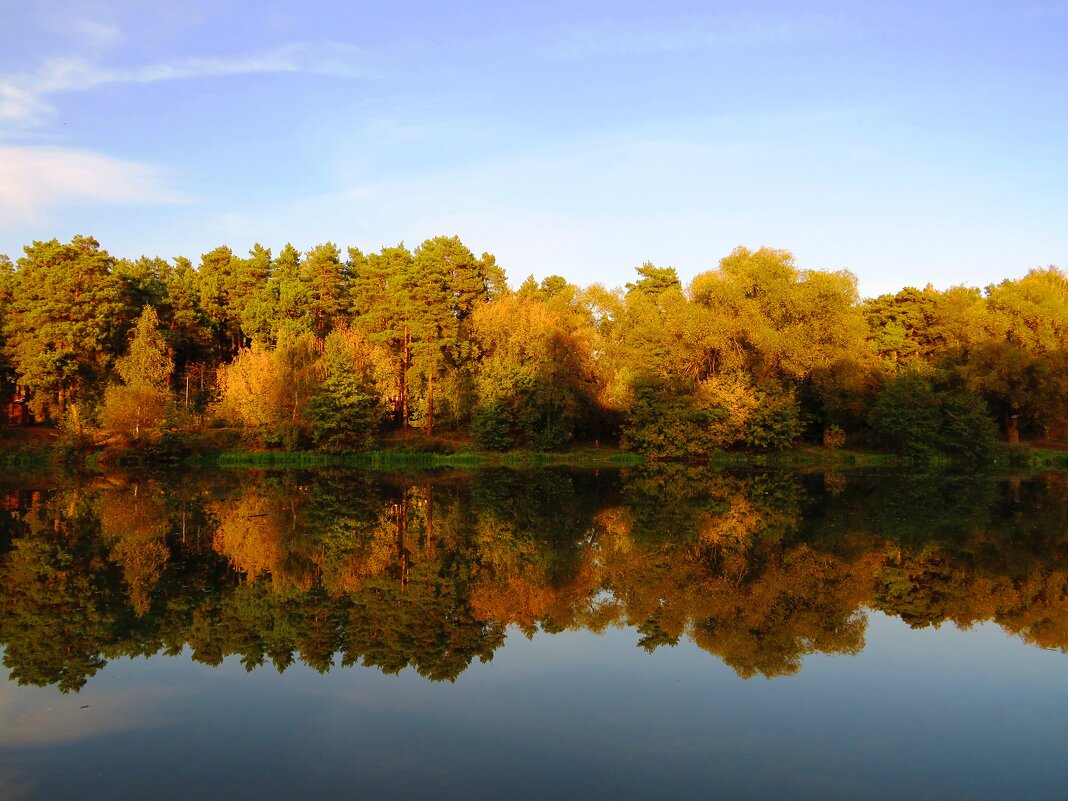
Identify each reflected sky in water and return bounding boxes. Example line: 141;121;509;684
1;467;1067;799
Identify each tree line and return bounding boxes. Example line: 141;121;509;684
1;234;1065;457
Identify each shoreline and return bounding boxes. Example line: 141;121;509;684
3;430;1068;472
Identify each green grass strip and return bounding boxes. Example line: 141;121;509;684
190;448;644;470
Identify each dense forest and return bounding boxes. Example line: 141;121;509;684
1;234;1066;458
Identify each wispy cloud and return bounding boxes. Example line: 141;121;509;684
0;145;183;223
61;19;125;50
546;12;865;59
0;41;378;126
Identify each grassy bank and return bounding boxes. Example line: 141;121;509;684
192;448;645;470
0;428;61;470
3;425;1067;472
0;448;56;470
190;443;1068;472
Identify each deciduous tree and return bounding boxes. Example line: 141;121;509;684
100;306;174;440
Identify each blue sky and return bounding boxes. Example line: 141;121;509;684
1;0;1065;297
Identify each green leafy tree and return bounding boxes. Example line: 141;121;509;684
161;256;212;369
625;262;682;297
115;306;174;390
871;372;995;461
350;244;415;425
113;255;168;331
472;402;514;450
238;244;277;344
408;236;505;434
2;236;124;428
689;247;867;384
591;271;692;418
309;328;391;450
863;284;981;373
197;245;245;360
301;243;349;341
270;244;309;339
621;377;728;457
610;254;835;454
742;385;803;450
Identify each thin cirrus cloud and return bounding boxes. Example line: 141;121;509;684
544;11;867;59
0;145;183;225
46;17;126;52
0;41;380;126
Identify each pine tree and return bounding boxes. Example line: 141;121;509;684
350;244;415;426
270;243;309;339
408;236;505;433
116;306;173;390
238;244;276;343
3;236;124;428
301;243;348;341
309;329;389;450
197;245;243;360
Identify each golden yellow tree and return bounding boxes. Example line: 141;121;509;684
100;306;174;441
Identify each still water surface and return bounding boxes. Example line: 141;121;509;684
1;466;1066;800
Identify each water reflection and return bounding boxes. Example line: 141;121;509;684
1;467;1066;692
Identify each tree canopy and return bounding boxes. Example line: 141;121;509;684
1;233;1064;457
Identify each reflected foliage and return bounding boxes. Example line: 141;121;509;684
1;468;1068;692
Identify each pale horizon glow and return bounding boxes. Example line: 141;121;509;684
0;1;1065;297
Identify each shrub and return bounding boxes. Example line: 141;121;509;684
100;384;169;442
743;387;803;450
823;425;847;449
472;402;514;451
621;379;728;457
516;377;576;451
871;372;995;462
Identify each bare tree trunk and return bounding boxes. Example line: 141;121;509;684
427;372;434;436
1006;409;1020;444
70;400;82;437
401;327;410;429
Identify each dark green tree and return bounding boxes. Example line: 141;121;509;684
409;236;507;433
871;371;995;461
270;243;309;339
309;330;388;450
350;244;415;425
301;243;349;341
197;245;243;360
626;262;681;297
2;236;125;427
238;243;276;344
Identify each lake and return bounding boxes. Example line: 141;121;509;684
1;466;1066;800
